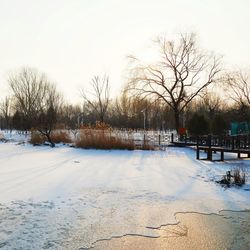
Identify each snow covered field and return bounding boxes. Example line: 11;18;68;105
0;140;249;249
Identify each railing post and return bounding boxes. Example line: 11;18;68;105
236;135;240;149
207;135;211;148
244;136;247;149
232;136;235;150
207;149;212;160
171;133;174;143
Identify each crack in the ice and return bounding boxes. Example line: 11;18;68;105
79;233;160;250
80;209;250;249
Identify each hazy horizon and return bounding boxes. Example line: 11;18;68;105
0;0;249;103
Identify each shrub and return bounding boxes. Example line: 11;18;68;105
51;131;72;144
75;128;135;150
30;130;46;145
217;167;246;187
233;168;245;186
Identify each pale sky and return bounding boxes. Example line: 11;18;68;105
0;0;249;103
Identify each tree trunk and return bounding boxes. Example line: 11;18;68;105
174;110;180;133
99;112;104;123
44;131;55;148
38;130;55;148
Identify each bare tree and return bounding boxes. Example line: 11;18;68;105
8;67;50;130
0;97;12;130
9;67;62;146
35;83;63;147
127;33;221;131
224;70;250;107
81;75;110;122
202;91;222;119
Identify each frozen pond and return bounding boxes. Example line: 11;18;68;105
0;142;249;249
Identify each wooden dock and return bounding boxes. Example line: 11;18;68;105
196;146;250;161
171;134;250;161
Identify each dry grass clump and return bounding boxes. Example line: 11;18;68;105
76;122;135;150
30;130;72;145
141;142;155;150
76;129;135;150
30;130;46;145
51;131;72;144
233;168;246;186
217;166;246;187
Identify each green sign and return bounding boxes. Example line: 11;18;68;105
231;122;250;135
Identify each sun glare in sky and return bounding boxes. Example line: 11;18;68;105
0;0;249;103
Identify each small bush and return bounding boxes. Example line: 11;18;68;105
217;167;246;187
30;130;46;145
51;131;72;144
233;168;245;186
76;128;135;150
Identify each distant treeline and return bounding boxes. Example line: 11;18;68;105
1;33;250;139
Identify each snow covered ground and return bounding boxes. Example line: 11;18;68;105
0;139;249;249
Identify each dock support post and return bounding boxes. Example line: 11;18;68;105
221;151;224;161
237;151;241;158
232;137;235;150
207;149;212;160
196;147;200;160
196;137;200;160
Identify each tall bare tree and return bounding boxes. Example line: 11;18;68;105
81;75;110;122
9;67;62;146
8;67;50;130
127;33;221;131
